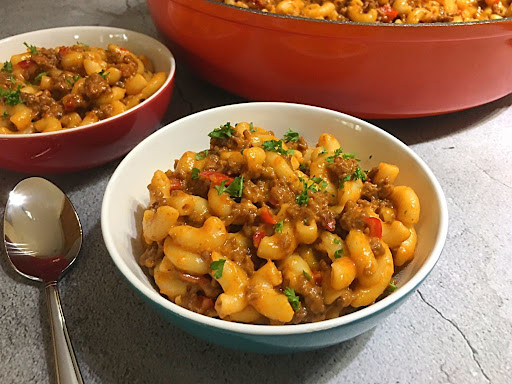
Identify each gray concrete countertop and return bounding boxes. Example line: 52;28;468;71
1;1;511;383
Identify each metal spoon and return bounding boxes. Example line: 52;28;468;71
3;177;84;384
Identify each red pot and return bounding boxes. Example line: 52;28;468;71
146;0;512;118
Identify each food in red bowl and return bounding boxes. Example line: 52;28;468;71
146;0;512;118
0;26;175;174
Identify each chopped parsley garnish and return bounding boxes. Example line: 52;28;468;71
284;129;299;142
303;218;309;225
334;249;343;259
296;177;319;206
319;147;328;155
77;42;89;47
1;61;12;73
299;164;307;172
8;74;16;84
98;69;110;79
23;42;37;54
333;238;341;245
209;122;235;139
0;85;23;106
191;167;200;180
261;139;294;157
274;220;284;234
311;176;328;190
352;167;367;181
343;153;356;160
73;75;81;82
338;174;352;189
303;270;311;280
338;168;367;189
249;122;256;133
283;287;300;312
388;280;398;292
326;148;344;164
33;72;47;83
195;150;209;161
210;259;226;279
215;176;244;198
2;112;9;119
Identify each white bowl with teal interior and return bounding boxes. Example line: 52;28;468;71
101;102;448;353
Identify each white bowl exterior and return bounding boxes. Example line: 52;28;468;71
101;102;448;341
0;26;175;137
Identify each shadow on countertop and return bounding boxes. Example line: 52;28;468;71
58;220;370;384
370;92;512;146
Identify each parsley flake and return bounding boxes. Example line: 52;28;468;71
249;122;256;133
284;129;300;142
299;164;307;172
34;72;47;83
334;249;343;259
195;150;209;161
1;61;12;73
303;218;310;225
210;259;226;279
77;42;89;47
274;220;284;234
352;167;367;181
0;85;23;106
333;238;341;245
388;280;398;292
283;287;300;312
98;69;110;79
2;112;9;119
215;176;244;198
296;178;320;206
319;147;328;155
191;167;200;180
23;42;37;54
261;139;294;157
209;122;235;139
303;270;312;280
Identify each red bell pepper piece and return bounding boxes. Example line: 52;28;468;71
200;296;214;312
312;270;323;286
17;60;35;69
169;178;182;191
323;219;336;232
364;216;382;238
379;5;398;21
253;230;266;248
260;207;277;225
198;171;233;186
58;46;70;56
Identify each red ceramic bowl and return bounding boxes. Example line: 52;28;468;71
0;26;175;174
146;0;512;118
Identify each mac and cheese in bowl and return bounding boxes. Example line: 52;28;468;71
0;42;167;134
139;121;420;325
220;0;512;23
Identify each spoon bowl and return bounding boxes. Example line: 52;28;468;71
4;177;84;384
4;178;82;282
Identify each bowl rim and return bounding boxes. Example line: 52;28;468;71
0;26;176;138
185;0;512;28
101;102;449;336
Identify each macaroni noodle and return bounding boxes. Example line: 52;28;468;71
139;122;421;324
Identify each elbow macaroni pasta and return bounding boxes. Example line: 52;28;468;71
0;42;167;134
139;122;421;324
217;0;511;23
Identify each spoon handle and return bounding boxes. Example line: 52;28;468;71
45;283;84;384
